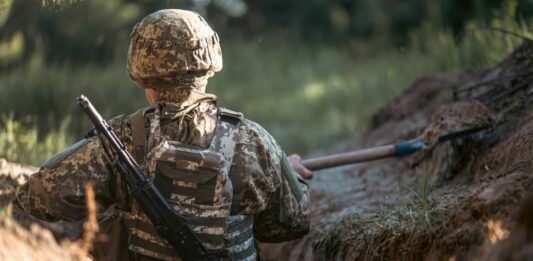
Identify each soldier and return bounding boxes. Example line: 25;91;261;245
16;9;312;261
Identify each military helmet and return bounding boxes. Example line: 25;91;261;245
127;9;223;90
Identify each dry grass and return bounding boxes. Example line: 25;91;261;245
80;182;98;254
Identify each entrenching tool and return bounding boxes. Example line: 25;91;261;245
301;125;489;171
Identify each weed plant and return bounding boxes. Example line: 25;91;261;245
316;163;445;260
0;114;72;165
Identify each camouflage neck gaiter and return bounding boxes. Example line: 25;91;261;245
150;74;218;147
156;86;218;148
155;74;214;104
157;88;216;106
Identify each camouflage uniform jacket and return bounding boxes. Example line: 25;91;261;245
16;98;310;259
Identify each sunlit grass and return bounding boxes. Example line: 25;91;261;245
0;114;72;165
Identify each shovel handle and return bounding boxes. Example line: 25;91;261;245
301;139;425;171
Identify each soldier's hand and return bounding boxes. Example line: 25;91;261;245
288;154;313;180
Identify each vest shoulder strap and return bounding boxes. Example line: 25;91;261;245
218;107;243;123
130;108;147;164
209;107;242;169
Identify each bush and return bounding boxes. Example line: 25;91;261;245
0;114;72;165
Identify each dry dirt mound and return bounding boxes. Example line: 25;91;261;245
262;41;533;260
0;158;35;207
0;158;92;261
0;218;89;261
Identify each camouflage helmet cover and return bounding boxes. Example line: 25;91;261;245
127;9;223;90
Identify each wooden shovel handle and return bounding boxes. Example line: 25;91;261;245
301;125;488;172
301;139;425;171
301;144;396;171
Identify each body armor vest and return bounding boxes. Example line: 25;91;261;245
120;105;257;261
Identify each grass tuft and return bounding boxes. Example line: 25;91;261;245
315;162;446;260
0;114;72;165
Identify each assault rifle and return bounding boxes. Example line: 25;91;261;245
78;95;221;261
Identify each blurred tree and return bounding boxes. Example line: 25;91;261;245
439;0;505;39
0;0;40;70
518;0;533;18
1;0;533;70
383;0;427;46
42;0;141;63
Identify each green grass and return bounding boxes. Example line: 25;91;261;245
0;11;531;165
315;163;445;260
0;114;72;165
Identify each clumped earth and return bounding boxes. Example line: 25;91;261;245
0;159;91;260
2;42;533;260
0;218;89;261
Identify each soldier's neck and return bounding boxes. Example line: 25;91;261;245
156;87;216;106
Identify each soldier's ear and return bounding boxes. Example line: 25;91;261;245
145;88;158;105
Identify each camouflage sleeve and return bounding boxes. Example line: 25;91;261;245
230;119;310;242
15;116;127;222
252;153;310;242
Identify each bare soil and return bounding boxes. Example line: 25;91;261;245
0;158;91;260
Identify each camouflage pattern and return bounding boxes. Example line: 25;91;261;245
121;103;239;260
155;87;213;103
127;9;223;91
16;96;310;260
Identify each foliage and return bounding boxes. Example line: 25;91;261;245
1;12;532;164
410;0;532;71
0;36;471;160
0;114;72;165
1;0;532;69
0;57;146;134
0;0;532;164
